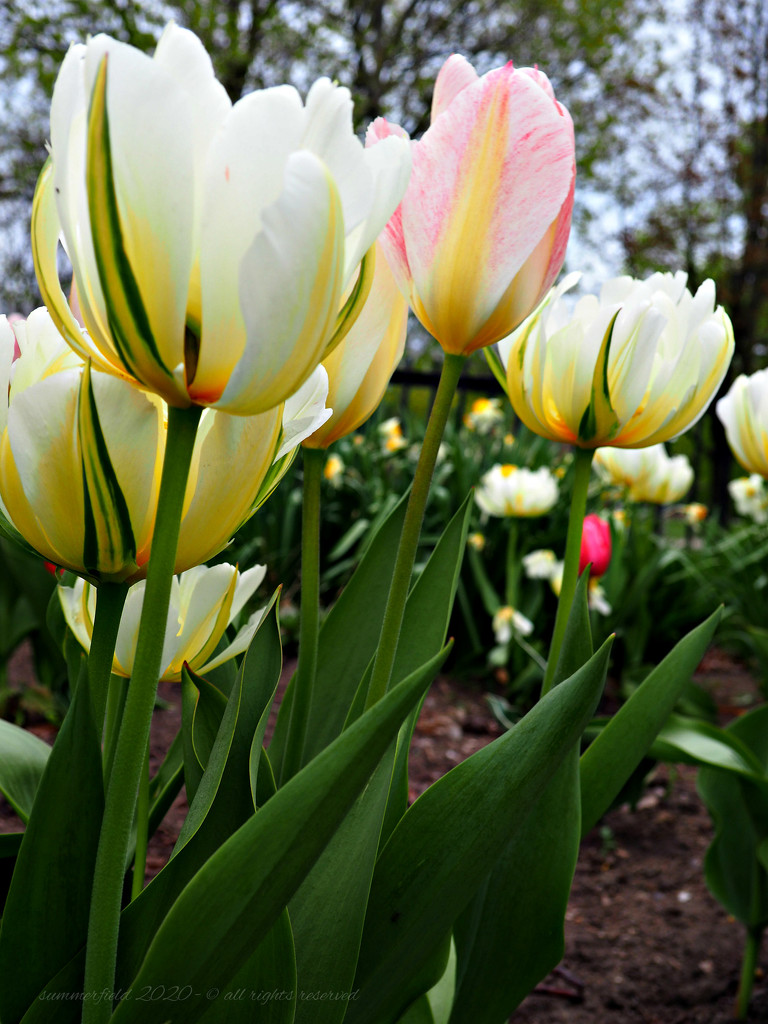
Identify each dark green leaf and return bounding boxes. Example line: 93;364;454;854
0;718;51;822
347;640;612;1024
580;608;721;837
698;704;768;928
196;910;296;1024
109;646;446;1024
0;662;103;1023
270;490;409;776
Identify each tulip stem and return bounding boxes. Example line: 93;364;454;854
102;673;127;784
736;924;762;1018
365;353;466;709
89;581;128;737
131;745;150;900
541;447;594;697
83;404;202;1024
281;446;325;783
505;519;519;608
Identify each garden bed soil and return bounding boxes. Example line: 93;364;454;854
2;645;766;1021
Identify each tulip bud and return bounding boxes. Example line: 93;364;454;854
578;514;611;578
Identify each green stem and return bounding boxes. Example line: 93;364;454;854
736;925;762;1018
504;519;519;609
365;353;466;709
88;581;128;735
83;404;202;1024
280;446;324;783
541;447;595;697
131;745;150;900
102;673;127;784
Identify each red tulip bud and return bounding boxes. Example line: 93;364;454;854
578;514;611;578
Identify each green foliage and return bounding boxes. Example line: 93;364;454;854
0;660;103;1024
346;639;612;1024
580;608;722;836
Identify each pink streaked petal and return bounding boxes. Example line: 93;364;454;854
534;167;575;303
366;116;408;143
517;66;556;101
430;55;479;122
365;118;413;295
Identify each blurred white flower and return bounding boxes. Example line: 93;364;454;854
729;475;768;524
522;549;558;579
378;416;407;454
475;464;558;517
548;560;611;616
492;605;534;644
463;397;504;434
595;444;693;504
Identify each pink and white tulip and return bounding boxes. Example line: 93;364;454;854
367;55;575;356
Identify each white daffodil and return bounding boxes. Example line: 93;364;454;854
522;549;558;579
463;397;505;434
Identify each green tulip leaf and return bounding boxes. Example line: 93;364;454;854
270;489;409;778
115;597;283;988
0;718;51;822
580;606;722;836
346;638;612;1024
108;646;445;1024
0;662;103;1024
195;910;296;1024
698;704;768;929
450;573;593;1023
286;496;470;1024
650;714;767;782
396;997;435;1024
180;665;228;804
146;727;184;840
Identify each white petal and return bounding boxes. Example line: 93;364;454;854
212;151;343;414
278;366;332;458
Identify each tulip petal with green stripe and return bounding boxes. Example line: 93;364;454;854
305;244;408;448
32;162;120;376
40;24;411;414
59;563;265;680
78;361;137;576
84;44;195;404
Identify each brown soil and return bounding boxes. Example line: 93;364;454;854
2;646;766;1022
